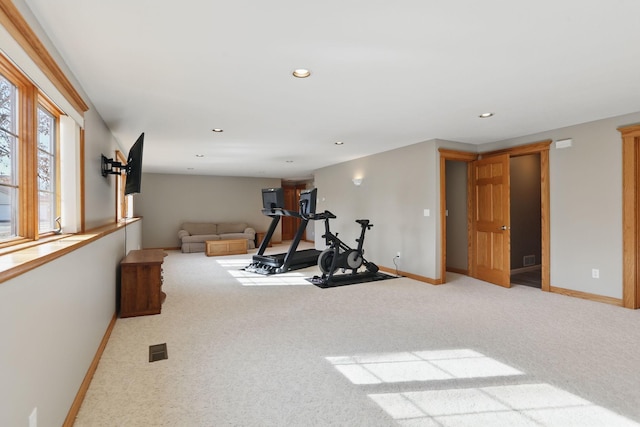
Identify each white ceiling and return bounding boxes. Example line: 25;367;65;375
22;0;640;179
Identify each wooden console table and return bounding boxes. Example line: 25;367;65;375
120;249;166;317
205;239;248;256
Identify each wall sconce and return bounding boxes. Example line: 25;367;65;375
352;177;363;186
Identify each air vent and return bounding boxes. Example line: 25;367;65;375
149;343;168;362
523;255;536;267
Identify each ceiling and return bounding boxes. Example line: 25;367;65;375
22;0;640;179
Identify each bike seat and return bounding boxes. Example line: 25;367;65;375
317;210;337;220
356;219;370;226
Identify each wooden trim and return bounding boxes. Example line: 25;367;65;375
446;267;469;275
62;313;117;427
20;83;38;239
378;265;444;285
79;128;85;233
619;124;640;308
480;140;552;158
439;154;446;282
438;148;478;161
477;140;551;291
0;218;140;285
115;150;127;221
0;0;89;114
540;148;551;292
466;162;473;275
549;286;623;307
439;149;478;283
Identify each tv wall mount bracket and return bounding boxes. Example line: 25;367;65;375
101;155;125;177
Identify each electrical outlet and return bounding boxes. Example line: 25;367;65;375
396;252;401;258
592;269;600;279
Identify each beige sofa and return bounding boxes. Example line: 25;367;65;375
178;222;256;253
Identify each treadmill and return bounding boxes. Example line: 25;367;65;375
245;188;321;275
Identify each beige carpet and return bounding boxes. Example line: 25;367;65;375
74;243;640;426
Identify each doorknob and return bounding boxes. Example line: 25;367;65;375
501;225;510;230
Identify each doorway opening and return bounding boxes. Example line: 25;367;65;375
509;154;542;289
439;141;551;291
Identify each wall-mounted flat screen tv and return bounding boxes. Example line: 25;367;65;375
124;133;144;195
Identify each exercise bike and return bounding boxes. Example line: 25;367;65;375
312;210;379;286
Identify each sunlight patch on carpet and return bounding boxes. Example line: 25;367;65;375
226;269;311;286
326;349;523;384
370;383;640;426
326;349;640;426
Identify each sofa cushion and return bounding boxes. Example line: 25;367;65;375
182;234;220;243
217;223;248;234
182;223;217;235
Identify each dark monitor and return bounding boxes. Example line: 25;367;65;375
262;188;284;212
124;133;144;195
299;188;317;217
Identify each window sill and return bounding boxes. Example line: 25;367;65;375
0;218;140;285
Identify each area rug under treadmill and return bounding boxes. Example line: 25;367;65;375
306;272;398;288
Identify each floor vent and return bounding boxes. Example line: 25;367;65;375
149;343;168;362
523;255;536;267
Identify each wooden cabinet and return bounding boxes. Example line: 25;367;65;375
205;239;248;256
120;249;166;318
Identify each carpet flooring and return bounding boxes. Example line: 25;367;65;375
73;243;640;426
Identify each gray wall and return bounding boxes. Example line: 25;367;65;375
314;140;441;278
1;2;141;425
315;111;640;300
482;111;640;298
84;108;128;228
136;173;282;249
0;222;142;427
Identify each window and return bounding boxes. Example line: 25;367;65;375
0;74;19;239
37;103;59;233
0;54;62;243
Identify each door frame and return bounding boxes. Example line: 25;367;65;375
619;124;640;309
439;149;478;282
439;140;551;291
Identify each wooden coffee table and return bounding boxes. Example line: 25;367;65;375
205;239;248;256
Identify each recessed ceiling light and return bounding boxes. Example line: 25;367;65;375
195;154;204;158
292;69;311;78
212;128;224;132
479;112;494;118
335;141;344;145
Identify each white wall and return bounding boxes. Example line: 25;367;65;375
136;173;282;249
0;221;142;427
